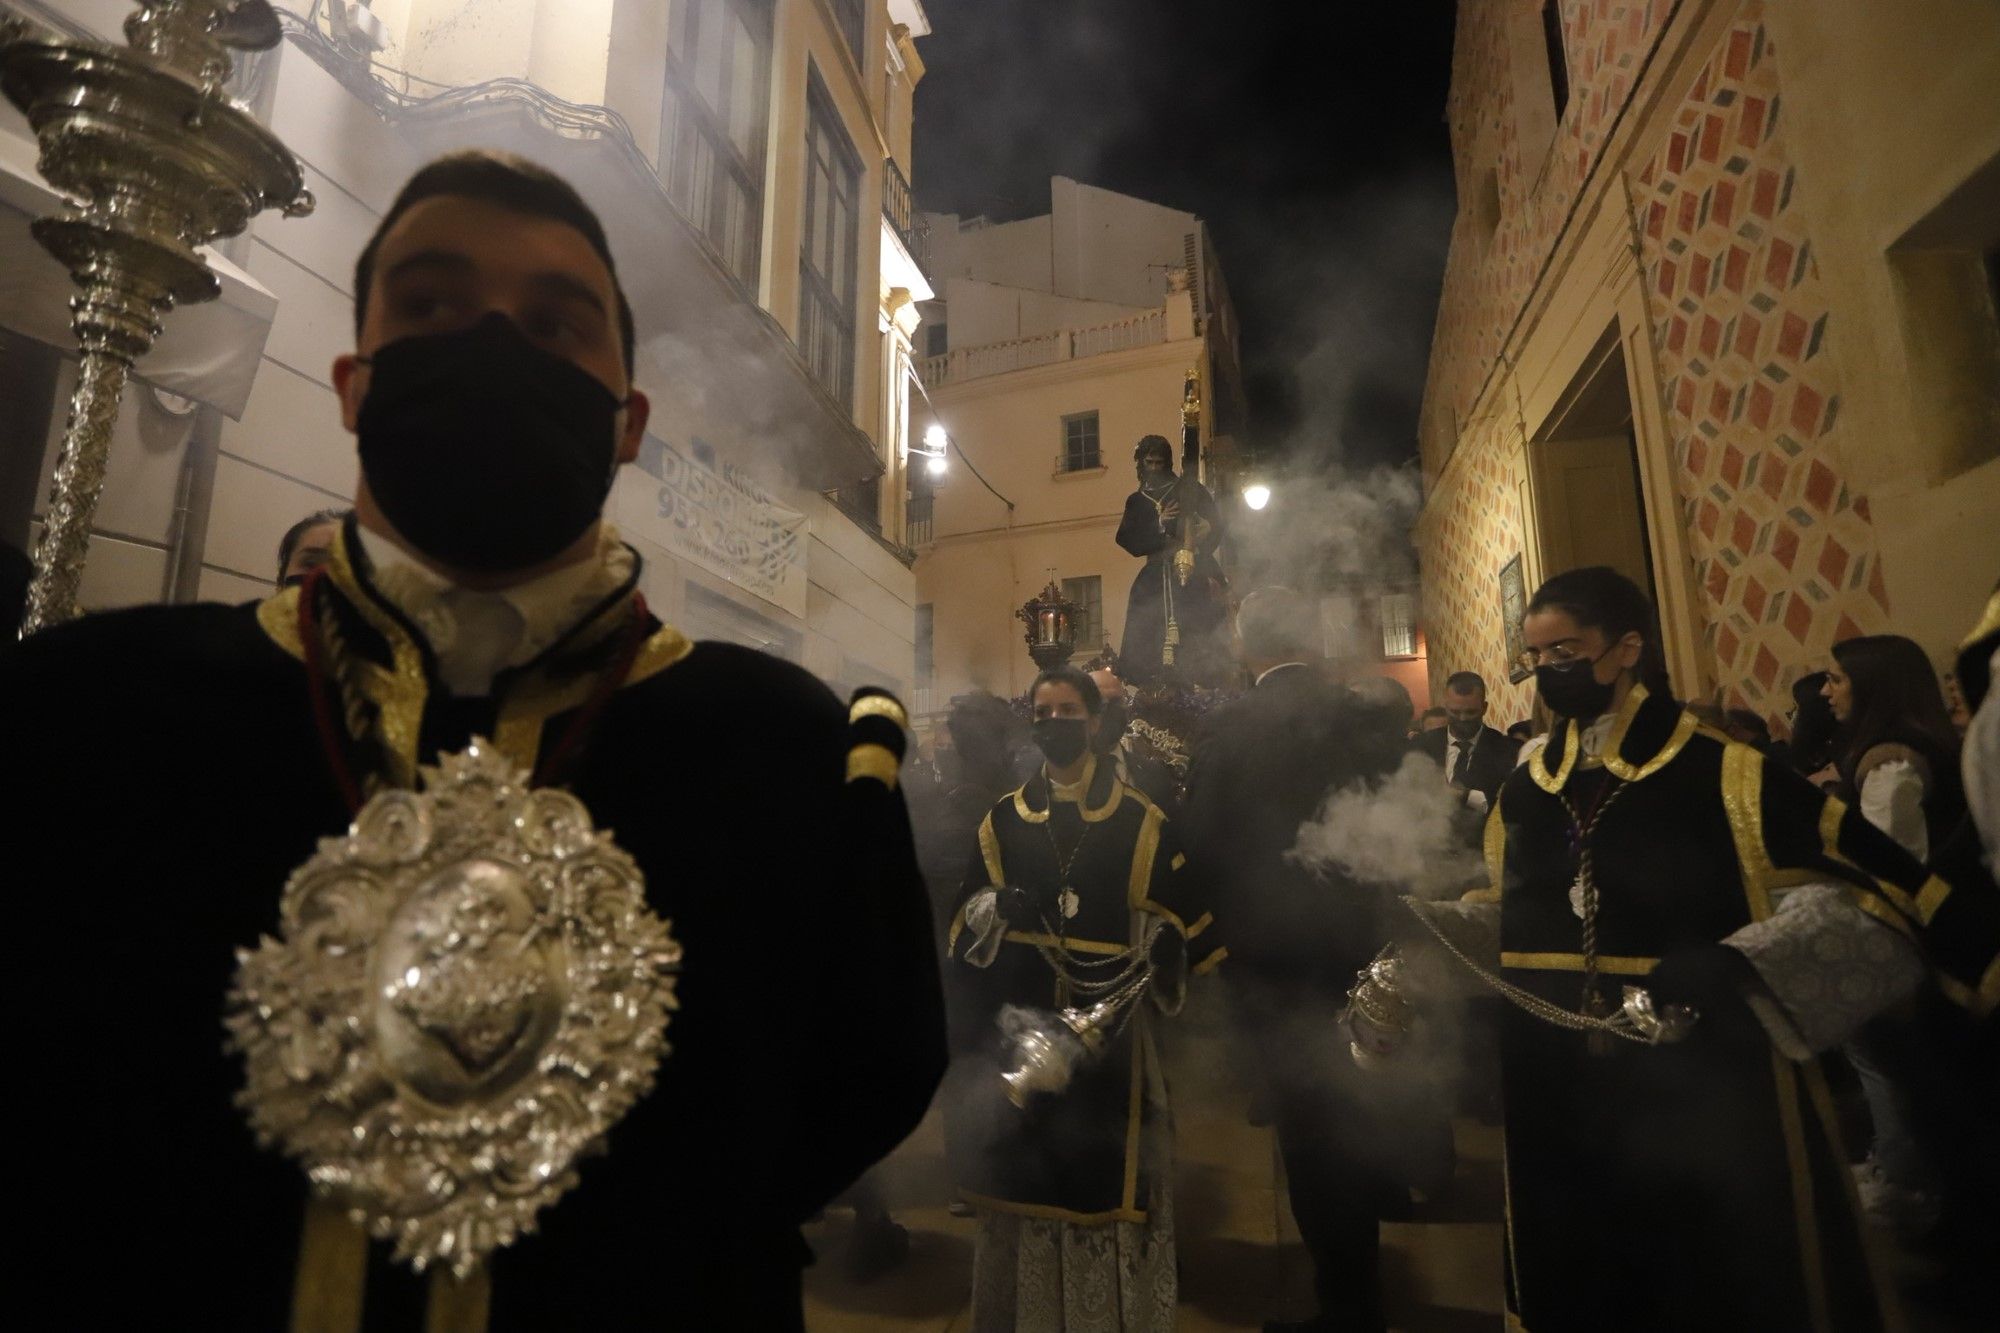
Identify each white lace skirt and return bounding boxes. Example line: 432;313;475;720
968;1183;1176;1332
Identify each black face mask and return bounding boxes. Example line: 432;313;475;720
1535;650;1617;720
1033;717;1091;768
1446;717;1482;742
356;314;625;573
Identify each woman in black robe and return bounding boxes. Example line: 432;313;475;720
1431;566;1997;1332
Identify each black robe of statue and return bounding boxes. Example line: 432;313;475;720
1480;685;1998;1332
945;757;1222;1222
1115;480;1227;685
0;519;946;1331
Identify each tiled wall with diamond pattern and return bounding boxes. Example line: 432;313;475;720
1421;0;1890;722
1631;5;1889;715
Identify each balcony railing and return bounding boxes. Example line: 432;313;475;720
918;309;1165;388
906;491;934;546
884;158;931;276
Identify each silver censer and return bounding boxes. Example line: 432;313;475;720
1;0;313;633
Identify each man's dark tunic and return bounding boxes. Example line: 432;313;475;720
1181;665;1418;1325
0;528;946;1330
1486;685;1998;1332
1114;480;1227;684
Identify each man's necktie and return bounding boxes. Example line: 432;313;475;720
1450;736;1472;788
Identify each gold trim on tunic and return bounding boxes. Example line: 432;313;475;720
1009;756;1124;824
1482;787;1507;897
845;742;902;789
489;626;692;775
848;693;909;728
1125;802;1166;914
1770;1054;1833;1333
1803;1063;1909;1332
1527;716;1578;793
1499;952;1658;975
978;813;1004;887
323;525;430;790
1602;705;1698;782
259;584;305;661
290;1196;365;1333
1000;930;1129;956
1721;741;1776;920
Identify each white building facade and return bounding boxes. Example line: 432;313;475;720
910;177;1244;709
1;0;935;699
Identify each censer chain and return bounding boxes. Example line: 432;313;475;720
1398;896;1653;1045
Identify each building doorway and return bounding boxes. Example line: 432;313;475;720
1528;323;1659;612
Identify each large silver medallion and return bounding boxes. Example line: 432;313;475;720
226;740;681;1277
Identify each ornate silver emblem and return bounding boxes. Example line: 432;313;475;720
227;740;681;1277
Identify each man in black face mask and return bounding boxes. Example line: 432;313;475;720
0;151;945;1331
945;664;1221;1326
1410;670;1519;844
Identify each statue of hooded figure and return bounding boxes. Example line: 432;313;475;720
1114;434;1229;685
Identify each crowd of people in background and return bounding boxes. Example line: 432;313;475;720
9;146;1989;1333
891;558;1996;1333
257;479;2000;1333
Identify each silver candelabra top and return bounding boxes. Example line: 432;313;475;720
4;1;314;631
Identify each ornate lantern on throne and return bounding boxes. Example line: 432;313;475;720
1017;579;1082;671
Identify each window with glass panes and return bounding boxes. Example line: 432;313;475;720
658;0;772;291
1060;411;1100;471
830;0;866;62
1379;592;1418;658
1062;576;1103;657
800;69;861;409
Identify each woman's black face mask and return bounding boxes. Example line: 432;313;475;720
355;313;625;573
1535;647;1617;720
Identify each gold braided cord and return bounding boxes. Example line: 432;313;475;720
315;588;386;800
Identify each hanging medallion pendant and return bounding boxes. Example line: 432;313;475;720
226;739;682;1277
1058;887;1081;921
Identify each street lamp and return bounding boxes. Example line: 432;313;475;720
922;422;949;476
1242;482;1272;511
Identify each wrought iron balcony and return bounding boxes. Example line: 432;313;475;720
884;158;931;276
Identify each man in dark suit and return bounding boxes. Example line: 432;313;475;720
1181;588;1411;1333
1410;670;1520;839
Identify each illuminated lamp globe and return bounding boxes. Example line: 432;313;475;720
924;424;948;451
927;453;948;477
1243;483;1272;511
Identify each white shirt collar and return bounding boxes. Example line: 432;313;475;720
355;524;635;697
1577;710;1619;760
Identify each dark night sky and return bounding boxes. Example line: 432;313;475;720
912;0;1460;473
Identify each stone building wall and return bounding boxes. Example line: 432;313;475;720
1416;0;1997;723
1629;6;1889;713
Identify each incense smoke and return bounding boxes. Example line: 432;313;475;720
1289;752;1485;901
